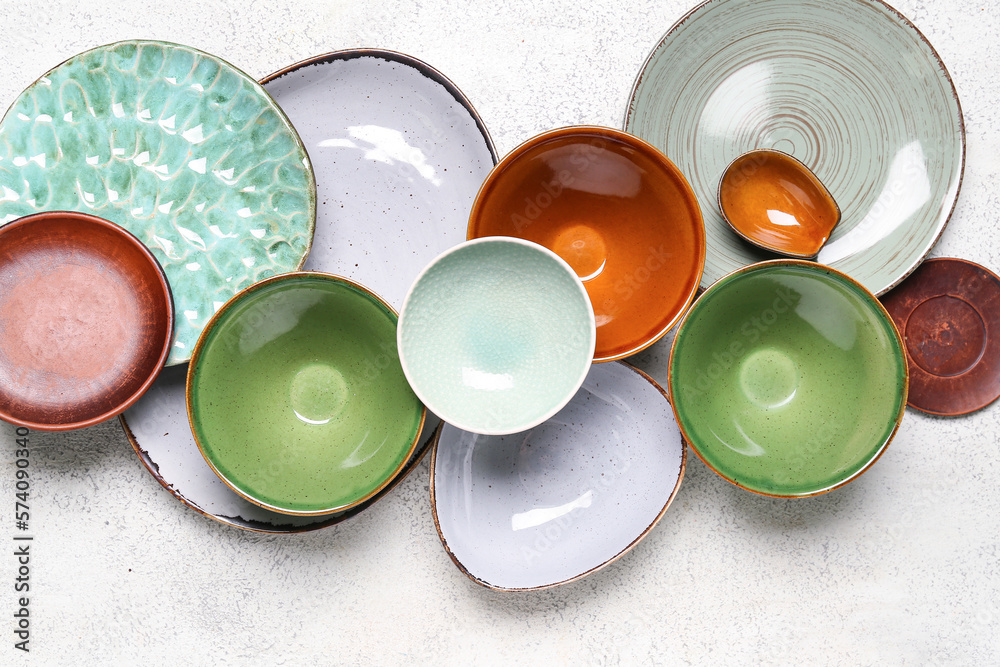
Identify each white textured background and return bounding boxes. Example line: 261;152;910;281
1;0;999;664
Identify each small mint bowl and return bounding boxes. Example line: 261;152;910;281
398;237;596;435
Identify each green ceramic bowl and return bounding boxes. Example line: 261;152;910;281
398;237;596;435
187;272;424;515
668;260;908;497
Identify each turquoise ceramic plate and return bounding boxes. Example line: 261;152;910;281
626;0;964;296
0;41;316;364
669;260;908;497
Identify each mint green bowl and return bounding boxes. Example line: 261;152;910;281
187;273;424;515
398;237;596;435
668;260;908;497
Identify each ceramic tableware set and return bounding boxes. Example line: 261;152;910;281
0;0;995;591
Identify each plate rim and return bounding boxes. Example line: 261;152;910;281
259;47;498;164
120;408;439;534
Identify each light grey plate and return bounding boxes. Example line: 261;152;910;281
261;49;497;307
626;0;965;295
431;362;685;591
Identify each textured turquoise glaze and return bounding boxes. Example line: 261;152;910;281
398;238;596;435
0;41;316;364
626;0;964;296
669;261;908;497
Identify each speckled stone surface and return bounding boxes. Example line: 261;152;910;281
1;0;999;664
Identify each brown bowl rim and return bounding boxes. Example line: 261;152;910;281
0;211;174;431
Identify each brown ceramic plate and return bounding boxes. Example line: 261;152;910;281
0;211;173;430
467;126;705;362
880;258;1000;416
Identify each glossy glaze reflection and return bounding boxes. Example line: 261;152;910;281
432;362;685;591
398;237;595;435
0;211;173;430
468;126;704;361
187;273;424;515
719;150;840;257
261;50;496;310
626;0;965;295
669;261;908;497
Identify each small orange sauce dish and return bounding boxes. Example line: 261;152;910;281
468;126;705;362
718;149;841;258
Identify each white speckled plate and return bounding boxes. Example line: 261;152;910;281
431;362;685;591
121;50;495;531
625;0;965;295
261;49;497;306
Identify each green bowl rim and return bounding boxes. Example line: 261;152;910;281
186;271;426;516
667;259;909;498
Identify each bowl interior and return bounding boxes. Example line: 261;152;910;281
432;362;685;591
188;274;423;514
0;212;172;430
399;238;594;435
669;262;907;496
468;127;704;361
719;149;840;258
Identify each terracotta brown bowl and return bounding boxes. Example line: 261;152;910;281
0;211;174;430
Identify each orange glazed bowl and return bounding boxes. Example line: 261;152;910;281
468;126;705;361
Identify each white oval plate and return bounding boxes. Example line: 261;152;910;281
121;364;438;532
431;362;686;590
262;49;497;305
